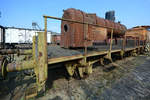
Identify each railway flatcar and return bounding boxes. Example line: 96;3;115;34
0;8;149;99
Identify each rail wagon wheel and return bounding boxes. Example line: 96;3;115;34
0;56;9;79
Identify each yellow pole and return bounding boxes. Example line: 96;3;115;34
109;29;113;52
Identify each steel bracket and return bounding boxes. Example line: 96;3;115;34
120;50;124;59
65;62;77;76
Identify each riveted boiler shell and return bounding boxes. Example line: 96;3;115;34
61;8;93;48
61;8;127;48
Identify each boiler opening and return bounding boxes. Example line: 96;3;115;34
64;24;69;32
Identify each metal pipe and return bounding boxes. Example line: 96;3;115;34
0;49;32;55
19;49;32;55
43;15;125;32
44;17;48;63
6;60;34;72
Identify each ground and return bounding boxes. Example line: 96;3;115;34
0;54;150;100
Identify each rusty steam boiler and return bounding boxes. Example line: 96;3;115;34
61;8;127;48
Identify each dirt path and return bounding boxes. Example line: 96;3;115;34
98;56;150;100
37;55;150;100
0;55;150;100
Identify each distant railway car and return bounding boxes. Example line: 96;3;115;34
51;34;61;45
0;26;53;49
5;27;52;44
61;8;127;48
125;26;150;47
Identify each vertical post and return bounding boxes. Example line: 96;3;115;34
25;30;26;43
32;36;39;91
44;17;48;64
109;29;113;52
138;37;140;47
32;36;37;59
138;37;140;54
40;16;48;89
37;32;48;91
123;35;126;50
84;24;88;64
34;17;48;92
134;37;136;47
24;36;38;99
2;27;5;49
107;29;113;61
82;11;88;65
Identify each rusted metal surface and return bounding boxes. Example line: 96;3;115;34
60;8;127;48
6;60;34;72
125;27;150;49
92;27;107;43
126;26;150;41
126;29;146;41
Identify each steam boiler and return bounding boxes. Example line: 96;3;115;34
61;8;127;48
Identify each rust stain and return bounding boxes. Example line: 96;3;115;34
39;52;43;57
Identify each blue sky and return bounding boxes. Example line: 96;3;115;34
0;0;150;33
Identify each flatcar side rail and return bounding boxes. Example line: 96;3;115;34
47;46;143;65
43;15;126;32
48;54;84;65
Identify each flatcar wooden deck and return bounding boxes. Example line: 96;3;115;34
47;45;144;65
